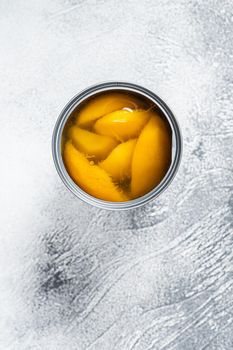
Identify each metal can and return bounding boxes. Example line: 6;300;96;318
52;82;182;210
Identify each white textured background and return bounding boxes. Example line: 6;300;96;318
0;1;233;349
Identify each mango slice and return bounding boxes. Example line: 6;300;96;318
94;109;151;141
63;141;128;201
99;139;137;181
76;92;143;127
67;125;118;160
131;115;171;198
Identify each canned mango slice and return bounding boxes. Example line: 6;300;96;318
76;92;143;127
99;139;137;182
63;141;128;202
67;125;118;160
131;115;172;198
94;109;150;141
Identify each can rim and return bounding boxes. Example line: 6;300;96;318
52;81;182;210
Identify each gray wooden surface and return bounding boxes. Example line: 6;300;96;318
0;1;233;349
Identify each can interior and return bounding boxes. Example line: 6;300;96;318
53;82;182;210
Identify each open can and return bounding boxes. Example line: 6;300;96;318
52;82;182;210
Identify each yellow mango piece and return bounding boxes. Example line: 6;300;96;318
131;115;171;198
67;125;118;160
63;141;128;202
94;109;151;141
99;139;137;181
76;92;143;127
